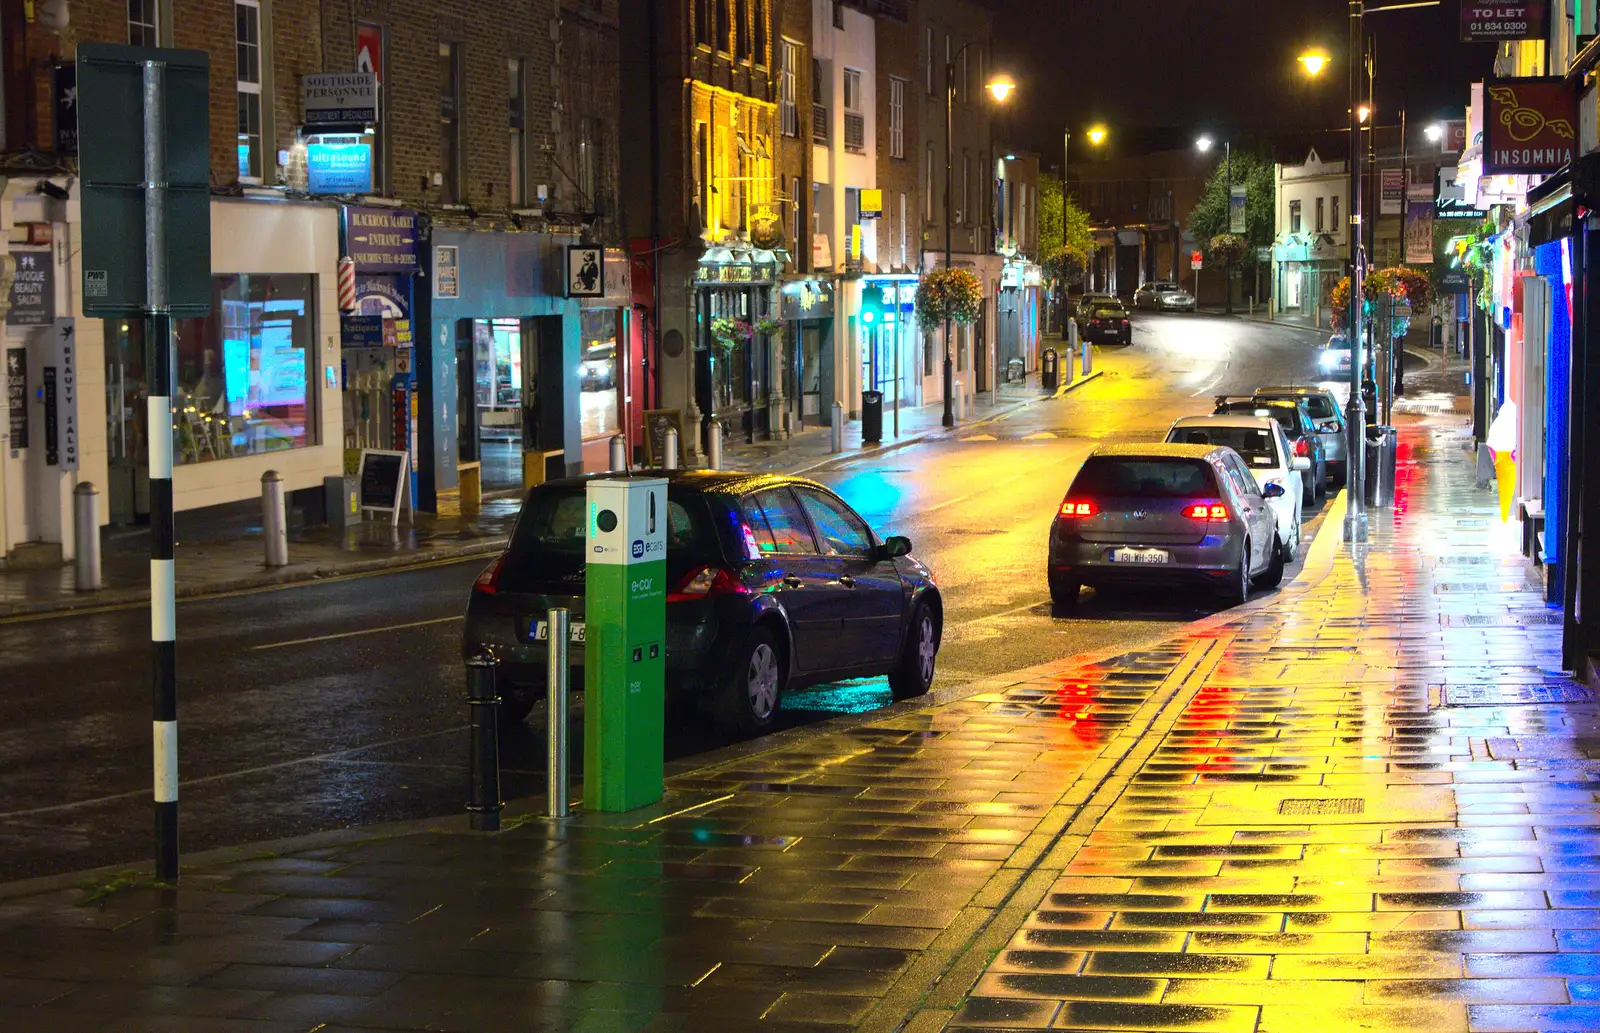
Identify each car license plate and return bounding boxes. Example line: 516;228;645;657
532;619;586;643
1111;548;1169;564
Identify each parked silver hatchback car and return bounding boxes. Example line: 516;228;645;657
1254;386;1348;487
1048;443;1285;607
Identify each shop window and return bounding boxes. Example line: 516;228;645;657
579;309;620;439
173;274;316;464
235;0;262;182
472;319;523;447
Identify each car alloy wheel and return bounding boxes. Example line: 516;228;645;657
747;641;780;721
890;604;940;700
915;612;936;685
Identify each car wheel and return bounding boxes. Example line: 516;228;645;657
1255;536;1286;588
715;626;785;737
1221;544;1251;605
497;688;536;729
1314;464;1327;500
1281;515;1300;564
1302;475;1316;508
1049;573;1081;607
888;603;940;701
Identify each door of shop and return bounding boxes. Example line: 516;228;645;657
521;315;566;479
105;318;150;524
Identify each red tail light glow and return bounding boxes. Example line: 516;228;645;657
1185;503;1229;520
1059;499;1098;518
1294;438;1310;457
667;565;750;603
473;555;505;595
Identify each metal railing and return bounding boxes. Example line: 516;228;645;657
812;103;828;143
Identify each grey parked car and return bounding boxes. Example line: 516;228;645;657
1255;386;1347;487
1048;444;1286;607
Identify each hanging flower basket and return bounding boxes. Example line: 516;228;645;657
710;317;755;353
753;315;783;337
915;268;984;333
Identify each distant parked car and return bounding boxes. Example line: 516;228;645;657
1048;443;1286;607
464;471;942;735
1133;282;1196;312
1080;301;1133;345
1166;414;1307;562
1213;396;1327;506
1255;386;1347;487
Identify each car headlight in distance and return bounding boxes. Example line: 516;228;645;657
1319;351;1339;368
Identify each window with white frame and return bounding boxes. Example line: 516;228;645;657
780;40;799;137
843;67;862;113
843;67;864;153
899;192;907;267
508;58;527;207
235;0;263;182
925;142;935;220
889;77;906;159
128;0;159;46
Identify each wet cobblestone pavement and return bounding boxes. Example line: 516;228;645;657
0;404;1586;1033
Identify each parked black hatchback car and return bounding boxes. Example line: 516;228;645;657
463;471;943;736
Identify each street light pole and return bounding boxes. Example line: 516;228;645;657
1224;140;1233;315
1345;0;1369;542
943;49;958;427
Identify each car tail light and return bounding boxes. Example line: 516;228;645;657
1059;499;1098;518
1185;503;1229;520
473;555;505;595
667;564;749;603
1121;319;1130;326
1294;438;1310;457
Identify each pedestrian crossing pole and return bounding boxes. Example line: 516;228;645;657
142;59;179;881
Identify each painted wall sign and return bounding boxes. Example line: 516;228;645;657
343;206;419;273
1483;77;1576;175
6;250;53;328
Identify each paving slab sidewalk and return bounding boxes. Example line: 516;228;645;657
0;385;1568;1032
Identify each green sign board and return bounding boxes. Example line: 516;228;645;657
584;478;668;812
76;43;212;317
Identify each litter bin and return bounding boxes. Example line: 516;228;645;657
1042;348;1059;391
1007;358;1024;383
1364;425;1397;509
861;390;884;445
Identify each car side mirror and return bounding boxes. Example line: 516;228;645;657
1292;457;1312;472
1262;483;1287;499
878;535;913;559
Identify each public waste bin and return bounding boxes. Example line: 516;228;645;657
1041;348;1059;390
861;390;884;445
1364;425;1396;509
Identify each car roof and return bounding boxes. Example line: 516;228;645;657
1171;414;1282;432
1089;442;1227;461
1256;386;1332;397
528;470;824;498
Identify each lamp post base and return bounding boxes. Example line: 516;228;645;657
942;355;955;427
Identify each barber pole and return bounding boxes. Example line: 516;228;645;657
338;256;357;313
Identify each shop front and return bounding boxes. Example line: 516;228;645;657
997;259;1042;380
779;276;836;430
430;228;581;502
576;249;635;472
859;275;917;416
694;247;779;444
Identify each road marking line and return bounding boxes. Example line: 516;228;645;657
958;434;998;442
251;615;464;651
1022;432;1058;440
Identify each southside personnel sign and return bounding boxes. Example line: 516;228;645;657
1483;77;1576;175
1461;2;1548;42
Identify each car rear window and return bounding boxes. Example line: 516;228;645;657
1071;458;1220;498
500;486;716;591
1168;426;1278;467
1218;402;1300;439
1300;395;1338;420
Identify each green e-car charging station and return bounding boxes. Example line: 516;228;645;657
583;477;668;812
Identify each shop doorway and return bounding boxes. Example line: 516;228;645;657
460;318;526;490
800;323;824;423
105;318;150;525
522;315;566;477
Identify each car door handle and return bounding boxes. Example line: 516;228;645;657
783;576;803;588
838;575;856;588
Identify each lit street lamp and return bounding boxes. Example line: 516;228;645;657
941;47;1014;427
1424;122;1444;142
1197;134;1233;314
1062;124;1108;305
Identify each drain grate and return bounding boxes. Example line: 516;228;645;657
1279;798;1365;817
946;528;1005;536
1442;683;1598;706
1451;612;1563;627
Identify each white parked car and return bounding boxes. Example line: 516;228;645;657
1165;414;1309;563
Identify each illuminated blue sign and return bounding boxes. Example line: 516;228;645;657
307;139;373;195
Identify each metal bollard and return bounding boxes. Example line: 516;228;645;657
609;434;628;473
74;482;100;592
1081;339;1093;377
707;420;724;470
261;470;288;568
830;401;844;453
546;607;571;818
664;427;680;470
465;651;503;831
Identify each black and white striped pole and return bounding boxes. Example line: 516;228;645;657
143;58;179;881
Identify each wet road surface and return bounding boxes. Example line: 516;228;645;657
0;313;1346;880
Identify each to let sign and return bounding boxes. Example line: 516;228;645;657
1461;2;1548;42
1483;77;1576;175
